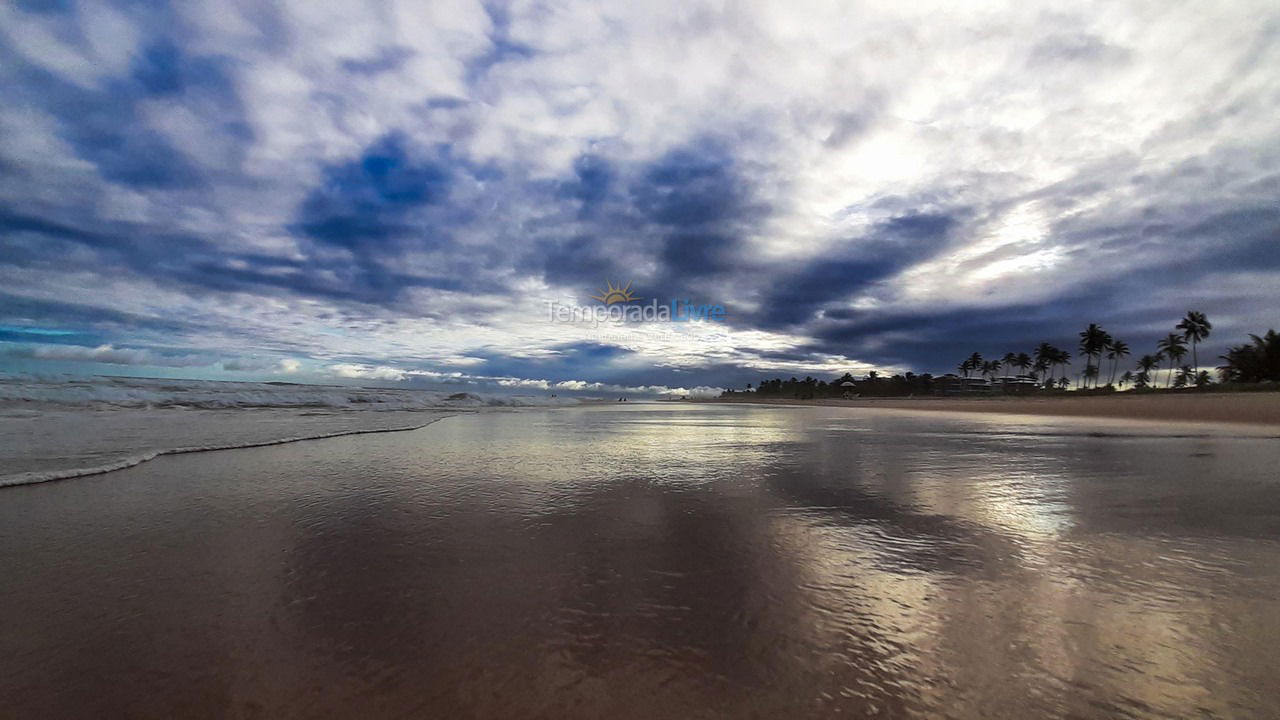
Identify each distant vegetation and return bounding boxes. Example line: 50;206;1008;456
724;311;1280;399
748;371;936;400
1219;330;1280;383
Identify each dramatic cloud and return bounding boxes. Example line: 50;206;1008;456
5;343;208;368
2;0;1278;392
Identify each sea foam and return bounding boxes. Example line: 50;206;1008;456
0;374;575;411
0;374;576;488
0;417;450;488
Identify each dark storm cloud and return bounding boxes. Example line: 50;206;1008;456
463;342;638;383
802;201;1280;376
754;212;959;328
536;141;770;305
631;146;749;228
534;141;766;302
203;133;512;305
558;154;614;215
1;122;503;309
0;293;191;335
813;302;1069;370
0;207;213;290
294;135;455;250
660;232;740;279
1172;207;1280;269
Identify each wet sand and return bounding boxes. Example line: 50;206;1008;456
704;391;1280;427
3;404;1280;718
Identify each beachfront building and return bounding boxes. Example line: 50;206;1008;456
991;375;1040;393
935;375;992;395
934;374;1041;395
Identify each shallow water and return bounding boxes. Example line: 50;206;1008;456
2;403;1279;718
0;373;566;481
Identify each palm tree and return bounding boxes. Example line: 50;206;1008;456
1157;334;1187;388
1106;339;1130;387
1119;370;1134;389
1078;324;1110;389
1219;329;1280;382
967;352;983;378
1054;348;1072;387
1136;354;1159;388
958;360;971;377
1173;365;1194;389
1176;311;1212;376
1083;363;1100;388
1033;357;1049;384
1057;377;1069;390
1099;331;1113;385
1014;352;1033;377
1029;353;1049;381
1034;343;1055;384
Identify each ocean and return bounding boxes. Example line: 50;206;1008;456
0;374;568;485
2;397;1280;718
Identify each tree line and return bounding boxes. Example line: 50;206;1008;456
748;371;937;399
954;311;1279;389
726;311;1279;398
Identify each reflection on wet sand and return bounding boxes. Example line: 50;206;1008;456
1;404;1278;718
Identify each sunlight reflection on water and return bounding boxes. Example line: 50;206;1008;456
2;403;1279;718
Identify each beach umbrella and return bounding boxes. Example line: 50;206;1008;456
840;381;856;387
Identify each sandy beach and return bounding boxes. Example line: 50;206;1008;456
702;391;1280;428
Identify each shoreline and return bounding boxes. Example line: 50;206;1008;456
697;392;1280;429
0;413;459;490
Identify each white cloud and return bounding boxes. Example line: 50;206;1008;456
2;0;1278;383
327;363;408;382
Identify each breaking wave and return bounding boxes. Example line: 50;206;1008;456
0;374;580;489
0;417;451;489
0;374;577;410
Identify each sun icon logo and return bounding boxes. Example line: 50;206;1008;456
590;280;642;305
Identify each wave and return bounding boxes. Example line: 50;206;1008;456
0;374;577;411
0;416;454;489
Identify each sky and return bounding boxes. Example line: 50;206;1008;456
1;0;1278;395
